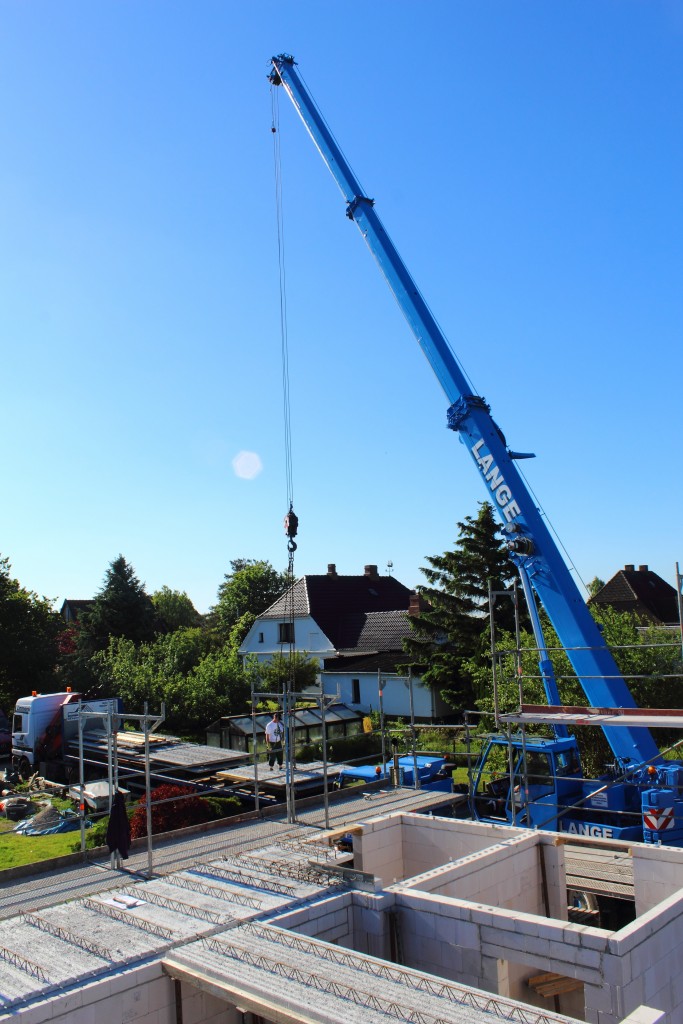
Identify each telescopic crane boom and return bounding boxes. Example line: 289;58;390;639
269;54;660;769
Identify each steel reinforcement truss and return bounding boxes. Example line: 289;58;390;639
204;925;567;1024
165;873;265;909
82;898;175;940
193;863;300;898
214;852;348;888
118;888;232;926
0;946;50;984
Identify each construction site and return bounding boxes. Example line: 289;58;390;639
0;775;679;1024
0;15;679;1024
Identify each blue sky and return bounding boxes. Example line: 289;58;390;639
2;2;682;613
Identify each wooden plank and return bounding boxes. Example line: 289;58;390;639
528;972;583;998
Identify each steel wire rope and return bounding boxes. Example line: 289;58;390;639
271;83;298;822
271;85;294;511
514;459;590;594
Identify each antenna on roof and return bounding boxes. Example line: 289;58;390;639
387;560;393;576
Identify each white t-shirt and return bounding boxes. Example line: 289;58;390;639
265;719;284;744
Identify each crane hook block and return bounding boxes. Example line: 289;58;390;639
284;508;299;540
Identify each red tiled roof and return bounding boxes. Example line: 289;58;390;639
588;567;679;625
261;573;413;649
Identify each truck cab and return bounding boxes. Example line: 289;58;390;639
12;691;77;772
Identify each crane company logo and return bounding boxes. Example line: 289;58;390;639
471;439;521;523
561;821;615;839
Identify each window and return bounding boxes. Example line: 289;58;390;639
258;632;264;644
351;679;360;704
278;622;295;644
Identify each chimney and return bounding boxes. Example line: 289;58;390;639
409;592;422;617
327;563;337;576
638;564;649;572
624;564;635;572
364;564;378;578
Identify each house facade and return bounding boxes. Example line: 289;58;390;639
239;563;449;721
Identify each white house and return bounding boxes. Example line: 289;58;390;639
239;563;449;721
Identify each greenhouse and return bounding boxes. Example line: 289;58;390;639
206;704;365;756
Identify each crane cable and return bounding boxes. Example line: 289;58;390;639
271;82;298;819
271;86;295;516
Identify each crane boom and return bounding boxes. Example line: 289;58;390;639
269;54;659;766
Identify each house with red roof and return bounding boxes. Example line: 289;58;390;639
587;564;680;626
239;563;448;719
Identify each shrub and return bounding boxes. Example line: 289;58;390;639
130;784;212;839
202;795;242;820
297;732;383;763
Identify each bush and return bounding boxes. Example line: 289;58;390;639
130;784;212;839
202;795;242;820
86;815;110;848
297;732;383;763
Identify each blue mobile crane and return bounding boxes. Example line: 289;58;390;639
269;55;683;845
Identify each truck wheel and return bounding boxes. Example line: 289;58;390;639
18;758;31;780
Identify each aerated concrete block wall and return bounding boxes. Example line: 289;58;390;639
630;844;683;915
400;814;522;879
592;888;683;1024
355;811;519;882
354;812;405;882
269;890;356;948
7;962;237;1024
393;886;610;1017
350;891;394;959
402;833;546;915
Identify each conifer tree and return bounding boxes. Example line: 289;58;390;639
404;502;520;712
73;556;158;692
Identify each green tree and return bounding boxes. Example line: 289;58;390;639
152;586;202;632
252;651;320;697
0;556;63;710
72;556;158;694
587;577;605;598
404;502;520;713
473;604;683;777
93;627;249;734
78;556;157;658
211;559;288;635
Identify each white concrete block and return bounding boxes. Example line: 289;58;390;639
620;975;646;1013
642;965;670;1004
584;981;616;1013
57;1007;98;1024
603;953;626;987
51;988;84;1017
144;978;175;1012
3;1001;56;1024
122;983;149;1023
619;1008;666;1024
580;929;611;951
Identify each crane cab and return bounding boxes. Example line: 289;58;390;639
471;735;583;832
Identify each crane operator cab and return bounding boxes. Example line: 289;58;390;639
471;735;582;831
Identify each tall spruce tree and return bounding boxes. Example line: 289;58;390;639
73;556;158;693
404;502;520;713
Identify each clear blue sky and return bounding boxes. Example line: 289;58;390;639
2;2;682;613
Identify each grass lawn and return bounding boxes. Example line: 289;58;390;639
0;821;82;870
